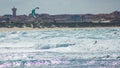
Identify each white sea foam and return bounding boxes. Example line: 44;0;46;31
0;28;120;67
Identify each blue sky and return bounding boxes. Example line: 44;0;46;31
0;0;120;15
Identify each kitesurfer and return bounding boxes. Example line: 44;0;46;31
32;7;39;18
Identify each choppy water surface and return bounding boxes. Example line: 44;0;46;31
0;28;120;68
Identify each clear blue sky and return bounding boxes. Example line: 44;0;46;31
0;0;120;15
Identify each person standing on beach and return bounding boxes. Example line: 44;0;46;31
31;7;39;18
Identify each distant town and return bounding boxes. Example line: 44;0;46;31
0;7;120;28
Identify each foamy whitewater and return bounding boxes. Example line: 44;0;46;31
0;28;120;68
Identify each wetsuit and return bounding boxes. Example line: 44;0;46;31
32;9;36;18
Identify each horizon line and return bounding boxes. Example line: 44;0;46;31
0;10;120;16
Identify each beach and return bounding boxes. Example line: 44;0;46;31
0;27;120;32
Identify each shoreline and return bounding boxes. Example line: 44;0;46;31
0;27;120;32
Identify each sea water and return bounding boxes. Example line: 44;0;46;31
0;28;120;68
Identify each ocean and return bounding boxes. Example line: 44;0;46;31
0;28;120;68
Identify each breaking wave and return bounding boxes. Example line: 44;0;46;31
0;28;120;67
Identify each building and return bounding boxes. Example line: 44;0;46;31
12;6;17;17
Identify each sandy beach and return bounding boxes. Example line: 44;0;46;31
0;27;119;32
0;27;72;32
0;27;41;32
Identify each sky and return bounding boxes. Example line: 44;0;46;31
0;0;120;15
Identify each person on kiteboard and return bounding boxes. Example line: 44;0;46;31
31;7;39;28
32;7;39;18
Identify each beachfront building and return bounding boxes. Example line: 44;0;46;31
12;7;17;17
